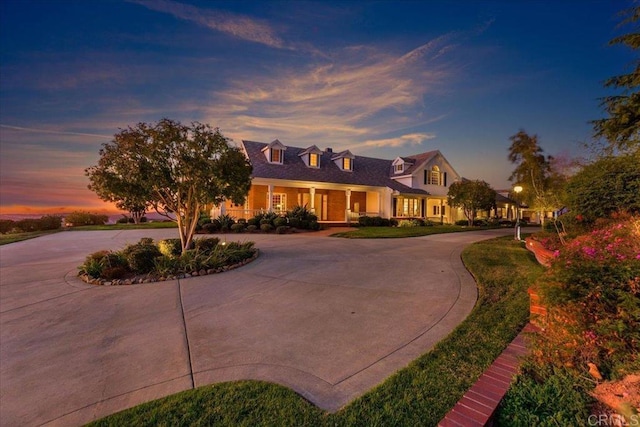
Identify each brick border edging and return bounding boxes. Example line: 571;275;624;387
438;323;539;427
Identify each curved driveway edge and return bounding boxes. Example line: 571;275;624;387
0;228;512;426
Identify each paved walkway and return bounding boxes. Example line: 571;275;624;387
0;228;512;426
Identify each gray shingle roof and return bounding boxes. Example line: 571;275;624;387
242;140;429;196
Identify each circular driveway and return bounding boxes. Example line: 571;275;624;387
0;228;511;426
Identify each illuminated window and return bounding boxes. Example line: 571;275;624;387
271;149;283;164
309;153;319;167
429;166;440;185
272;193;287;212
432;205;445;216
397;197;420;217
343;157;352;170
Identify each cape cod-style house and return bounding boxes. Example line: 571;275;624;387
213;139;470;224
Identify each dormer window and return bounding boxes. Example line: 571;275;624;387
331;149;355;171
271;148;283;164
309;153;319;167
262;139;287;164
391;157;412;175
299;145;323;168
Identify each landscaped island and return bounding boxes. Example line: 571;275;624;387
78;237;257;285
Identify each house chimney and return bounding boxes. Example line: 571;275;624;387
325;147;333;153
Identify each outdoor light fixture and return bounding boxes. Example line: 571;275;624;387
513;185;523;240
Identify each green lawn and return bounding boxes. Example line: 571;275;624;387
69;222;178;231
89;236;544;427
0;222;178;246
0;230;62;246
332;224;506;238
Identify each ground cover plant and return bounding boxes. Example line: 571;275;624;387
497;214;640;425
78;237;256;283
89;235;543;426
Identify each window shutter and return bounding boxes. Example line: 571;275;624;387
424;170;428;185
443;172;447;186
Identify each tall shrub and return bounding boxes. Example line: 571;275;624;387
537;215;640;376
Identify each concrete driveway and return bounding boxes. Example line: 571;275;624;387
0;228;511;426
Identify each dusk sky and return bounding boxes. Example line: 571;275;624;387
0;0;635;215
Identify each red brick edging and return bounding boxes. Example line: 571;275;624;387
438;323;538;426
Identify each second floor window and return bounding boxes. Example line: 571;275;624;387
271;149;283;163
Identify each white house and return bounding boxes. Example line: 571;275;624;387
214;139;467;224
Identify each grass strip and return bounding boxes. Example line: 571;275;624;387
332;225;506;238
69;222;178;231
1;223;178;245
89;236;544;427
0;229;61;245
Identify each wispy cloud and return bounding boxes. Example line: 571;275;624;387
131;0;286;49
0;124;111;139
204;36;460;153
349;133;437;150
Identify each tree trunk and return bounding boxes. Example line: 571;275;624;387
178;202;201;254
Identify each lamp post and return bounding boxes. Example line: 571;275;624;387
513;185;523;240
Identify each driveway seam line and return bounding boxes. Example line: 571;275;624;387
39;374;193;426
0;288;91;314
177;278;196;389
333;244;468;387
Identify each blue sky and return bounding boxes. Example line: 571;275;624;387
0;0;635;213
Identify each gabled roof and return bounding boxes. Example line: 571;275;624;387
242;140;429;196
331;149;355;160
298;145;323;157
401;151;439;175
261;139;287;153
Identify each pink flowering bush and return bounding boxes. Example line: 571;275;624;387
537;214;640;377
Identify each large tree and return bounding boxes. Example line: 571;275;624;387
86;119;253;252
447;179;496;226
565;152;640;222
592;5;639;155
507;130;564;225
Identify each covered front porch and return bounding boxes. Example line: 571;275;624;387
392;195;462;224
214;180;393;223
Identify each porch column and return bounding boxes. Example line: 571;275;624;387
345;189;351;222
440;199;444;224
267;185;274;211
310;187;316;213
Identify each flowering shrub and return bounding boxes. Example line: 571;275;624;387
530;231;564;252
537;215;640;377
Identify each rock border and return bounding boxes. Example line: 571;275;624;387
78;249;260;286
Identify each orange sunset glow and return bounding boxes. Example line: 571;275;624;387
1;1;633;217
